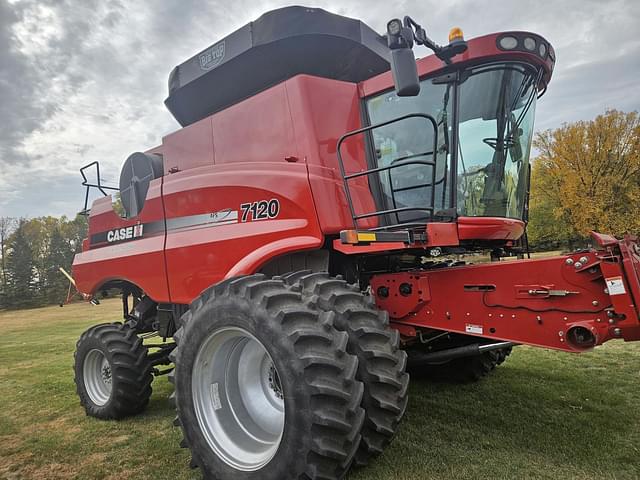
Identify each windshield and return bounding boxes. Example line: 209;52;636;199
457;63;539;218
364;62;539;224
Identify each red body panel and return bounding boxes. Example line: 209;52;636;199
457;217;525;241
162;117;214;173
211;83;298;166
73;182;170;300
286;76;377;232
162;162;323;304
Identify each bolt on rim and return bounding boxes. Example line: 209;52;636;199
83;349;112;406
192;327;285;471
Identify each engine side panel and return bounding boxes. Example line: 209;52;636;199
162;162;323;304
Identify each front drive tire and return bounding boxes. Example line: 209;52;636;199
282;272;409;467
170;275;365;480
74;323;153;419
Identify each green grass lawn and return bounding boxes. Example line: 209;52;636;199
1;299;639;479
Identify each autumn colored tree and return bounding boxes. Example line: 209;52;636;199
43;227;73;304
528;109;640;247
22;216;60;302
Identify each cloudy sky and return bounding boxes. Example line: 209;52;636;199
1;0;638;218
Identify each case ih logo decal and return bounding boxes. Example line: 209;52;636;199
199;42;225;70
107;224;144;243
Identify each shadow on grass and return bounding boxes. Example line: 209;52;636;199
134;351;639;480
348;347;640;480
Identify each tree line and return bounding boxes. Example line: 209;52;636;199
0;109;637;310
0;215;88;309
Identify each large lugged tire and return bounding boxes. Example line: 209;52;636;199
169;274;365;480
282;272;409;467
74;323;152;419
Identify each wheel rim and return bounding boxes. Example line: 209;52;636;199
192;327;285;471
83;349;112;406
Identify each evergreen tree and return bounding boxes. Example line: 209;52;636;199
0;218;16;309
6;221;36;309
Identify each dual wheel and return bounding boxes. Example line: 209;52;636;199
169;273;409;479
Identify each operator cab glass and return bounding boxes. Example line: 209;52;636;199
365;61;540;224
367;81;453;223
457;63;538;219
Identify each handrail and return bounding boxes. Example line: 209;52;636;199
336;113;440;230
79;161;119;215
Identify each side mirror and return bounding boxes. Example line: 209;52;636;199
390;49;420;96
387;19;420;97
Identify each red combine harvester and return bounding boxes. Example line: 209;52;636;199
71;7;640;479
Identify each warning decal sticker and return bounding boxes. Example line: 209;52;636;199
211;382;222;410
465;324;484;335
606;276;626;296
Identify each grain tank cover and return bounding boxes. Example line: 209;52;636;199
164;6;391;127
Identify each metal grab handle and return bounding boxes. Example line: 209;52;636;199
336;113;439;229
79;161;119;215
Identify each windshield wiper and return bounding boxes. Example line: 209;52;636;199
481;68;542;158
438;83;452;154
505;68;543;144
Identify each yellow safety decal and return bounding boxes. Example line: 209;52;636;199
357;232;377;242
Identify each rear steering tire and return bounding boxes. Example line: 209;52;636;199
170;274;365;479
415;346;513;383
74;323;153;419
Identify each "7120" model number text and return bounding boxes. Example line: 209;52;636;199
240;199;280;222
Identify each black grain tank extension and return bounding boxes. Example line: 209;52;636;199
165;6;391;127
